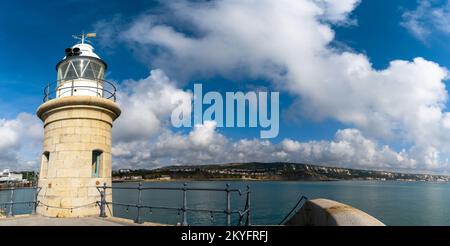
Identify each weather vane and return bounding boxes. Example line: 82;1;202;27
72;32;97;44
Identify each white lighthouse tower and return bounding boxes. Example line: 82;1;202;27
36;33;121;218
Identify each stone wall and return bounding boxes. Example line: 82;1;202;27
36;96;120;217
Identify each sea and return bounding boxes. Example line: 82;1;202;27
2;180;450;226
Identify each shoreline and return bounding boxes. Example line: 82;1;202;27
112;178;447;183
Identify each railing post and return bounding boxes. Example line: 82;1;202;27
226;183;231;226
8;187;15;217
135;182;143;224
246;185;251;226
33;187;40;215
99;183;107;218
182;183;188;226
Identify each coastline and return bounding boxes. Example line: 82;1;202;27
112;178;446;183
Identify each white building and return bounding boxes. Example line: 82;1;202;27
0;169;23;183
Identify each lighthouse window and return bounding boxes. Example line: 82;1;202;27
86;61;103;80
57;63;69;81
83;62;97;79
92;150;103;178
65;62;79;80
57;58;105;82
72;60;84;78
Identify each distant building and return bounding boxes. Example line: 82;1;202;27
118;169;131;174
0;169;23;183
158;175;171;181
131;176;143;180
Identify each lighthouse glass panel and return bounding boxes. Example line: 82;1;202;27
56;57;106;98
57;57;105;82
64;63;79;80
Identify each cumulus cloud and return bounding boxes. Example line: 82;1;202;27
94;0;450;171
313;0;360;24
280;129;418;170
113;69;192;142
401;0;450;42
7;70;421;173
112;121;229;169
109;71;271;169
0;113;42;171
230;128;419;171
6;0;450;173
113;118;423;173
109;69;423;171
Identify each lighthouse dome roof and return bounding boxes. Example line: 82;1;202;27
64;43;100;59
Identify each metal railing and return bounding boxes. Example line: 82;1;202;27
97;182;251;226
0;187;41;217
43;79;117;102
0;183;253;226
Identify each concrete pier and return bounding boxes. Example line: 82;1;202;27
0;215;166;226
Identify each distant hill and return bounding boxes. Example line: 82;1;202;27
113;162;450;182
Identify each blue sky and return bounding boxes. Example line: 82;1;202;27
0;0;155;116
0;0;433;133
2;0;450;173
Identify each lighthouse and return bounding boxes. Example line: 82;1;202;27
36;33;121;217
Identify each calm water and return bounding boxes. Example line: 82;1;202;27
2;181;450;225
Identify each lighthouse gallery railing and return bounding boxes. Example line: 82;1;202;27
42;79;117;102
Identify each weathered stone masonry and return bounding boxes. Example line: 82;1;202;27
36;96;121;217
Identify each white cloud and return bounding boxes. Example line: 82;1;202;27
110;71;422;171
112;120;229;169
280;129;418;170
189;121;222;147
99;0;450;171
313;0;360;24
112;119;424;172
6;0;450;173
401;1;450;42
7;71;423;173
0;113;42;171
113;69;192;142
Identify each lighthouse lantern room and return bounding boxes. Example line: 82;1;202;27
55;33;107;98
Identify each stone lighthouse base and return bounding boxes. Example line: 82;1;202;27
36;178;112;218
36;96;121;218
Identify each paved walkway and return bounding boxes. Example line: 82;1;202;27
0;215;167;226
